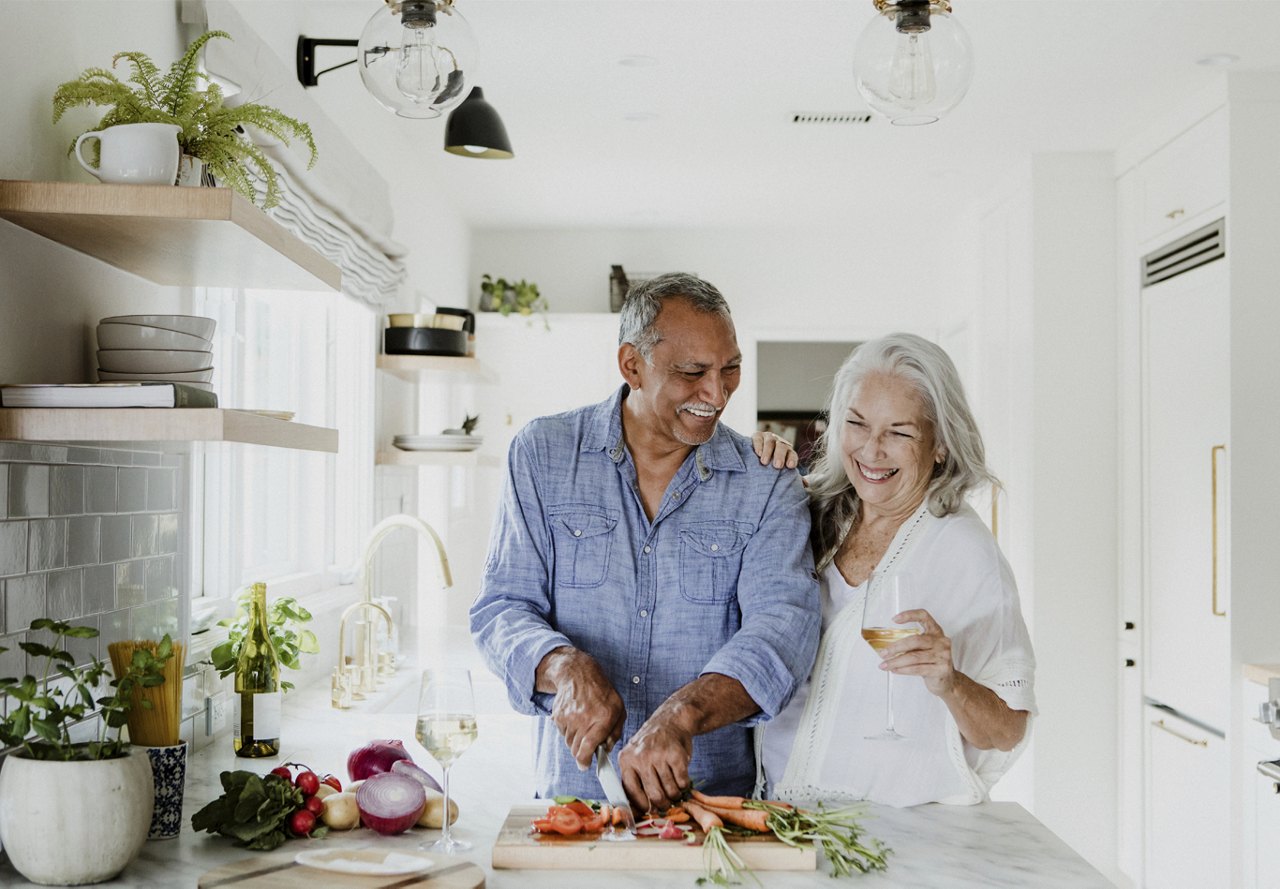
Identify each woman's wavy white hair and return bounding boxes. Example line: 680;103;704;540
806;332;998;567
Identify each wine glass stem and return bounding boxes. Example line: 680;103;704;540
885;672;895;733
440;764;452;846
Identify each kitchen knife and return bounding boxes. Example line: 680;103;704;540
595;744;637;841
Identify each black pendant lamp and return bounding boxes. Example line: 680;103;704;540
444;87;514;158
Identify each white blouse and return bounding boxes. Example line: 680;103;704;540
759;502;1036;807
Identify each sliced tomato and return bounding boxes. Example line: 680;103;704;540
580;814;606;832
543;808;583;835
612;806;625;826
564;800;594;818
531;818;557;834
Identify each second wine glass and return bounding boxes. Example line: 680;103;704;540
415;668;477;854
861;572;921;741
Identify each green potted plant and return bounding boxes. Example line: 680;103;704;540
479;274;550;327
210;588;319;692
52;30;317;209
0;619;174;885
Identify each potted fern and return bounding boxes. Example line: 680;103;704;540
52;30;317;209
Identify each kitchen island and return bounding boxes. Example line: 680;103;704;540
0;665;1112;887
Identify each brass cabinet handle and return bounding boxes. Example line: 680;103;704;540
1211;444;1226;616
1151;718;1208;747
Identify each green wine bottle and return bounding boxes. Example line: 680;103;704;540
233;582;281;757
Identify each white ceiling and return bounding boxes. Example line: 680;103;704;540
292;0;1280;232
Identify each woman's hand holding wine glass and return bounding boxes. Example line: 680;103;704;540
415;668;477;854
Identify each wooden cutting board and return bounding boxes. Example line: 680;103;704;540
492;805;815;871
197;847;485;888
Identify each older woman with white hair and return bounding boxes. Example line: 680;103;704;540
757;332;1036;807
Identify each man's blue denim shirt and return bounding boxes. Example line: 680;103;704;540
470;386;820;800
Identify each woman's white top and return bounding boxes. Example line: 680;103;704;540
759;502;1036;807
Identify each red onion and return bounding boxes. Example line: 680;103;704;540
347;738;413;782
356;772;427;835
391;757;443;793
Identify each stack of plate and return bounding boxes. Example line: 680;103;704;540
393;434;483;452
96;315;216;390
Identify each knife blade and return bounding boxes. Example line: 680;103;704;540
595;744;637;841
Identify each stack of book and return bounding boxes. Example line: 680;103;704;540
0;382;218;408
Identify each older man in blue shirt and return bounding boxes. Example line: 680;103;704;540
470;273;820;813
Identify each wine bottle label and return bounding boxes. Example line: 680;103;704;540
233;690;282;740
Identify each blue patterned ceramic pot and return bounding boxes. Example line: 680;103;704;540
142;742;188;840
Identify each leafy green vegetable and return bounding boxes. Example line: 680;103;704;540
191;770;318;851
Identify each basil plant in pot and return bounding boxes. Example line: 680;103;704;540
0;619;174;885
52;29;317;209
210;588;318;692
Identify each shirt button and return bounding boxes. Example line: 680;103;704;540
573;529;583;537
639;609;649;618
710;543;719;552
673;491;681;500
643;545;651;554
631;675;641;684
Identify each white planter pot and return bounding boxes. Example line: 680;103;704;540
0;748;154;885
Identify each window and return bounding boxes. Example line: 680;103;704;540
192;287;375;602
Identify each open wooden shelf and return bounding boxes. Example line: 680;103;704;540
0;408;337;452
376;354;481;381
0;180;340;291
376;449;497;467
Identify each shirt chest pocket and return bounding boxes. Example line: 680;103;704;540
678;521;753;604
549;506;618;589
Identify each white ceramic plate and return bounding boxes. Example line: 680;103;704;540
98;368;215;382
294;848;434;875
393;439;483;452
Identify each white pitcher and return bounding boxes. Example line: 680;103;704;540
74;122;181;185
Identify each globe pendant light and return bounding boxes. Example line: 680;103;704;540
853;0;974;126
357;0;478;119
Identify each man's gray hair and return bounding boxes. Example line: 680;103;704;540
618;273;732;361
805;332;999;568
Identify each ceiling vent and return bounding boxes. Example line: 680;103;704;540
791;112;874;125
1142;218;1226;287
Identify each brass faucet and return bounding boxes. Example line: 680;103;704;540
332;514;454;707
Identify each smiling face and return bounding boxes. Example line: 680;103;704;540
620;297;741;449
841;371;943;520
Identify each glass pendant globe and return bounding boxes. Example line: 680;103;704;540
853;2;974;126
357;0;479;120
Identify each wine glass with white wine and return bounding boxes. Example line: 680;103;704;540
415;668;478;854
861;572;922;740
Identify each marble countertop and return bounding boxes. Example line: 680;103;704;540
0;665;1114;888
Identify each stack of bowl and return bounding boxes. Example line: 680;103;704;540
384;311;469;357
96;315;216;390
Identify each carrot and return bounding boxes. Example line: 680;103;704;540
664;806;691;823
697;802;771;833
681;800;724;833
689;789;747;809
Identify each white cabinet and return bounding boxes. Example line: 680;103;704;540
1143;706;1228;888
1141;257;1230;729
1135;109;1228;247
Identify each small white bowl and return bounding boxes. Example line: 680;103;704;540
99;314;216;340
98;368;214;382
97;323;211;351
97;349;213;374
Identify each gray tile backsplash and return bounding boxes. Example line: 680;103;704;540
0;443;186;677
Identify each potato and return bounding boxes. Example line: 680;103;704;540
314;784;338;801
416;788;459;829
321;792;361;830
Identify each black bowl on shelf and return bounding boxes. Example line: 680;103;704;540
384;327;468;356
